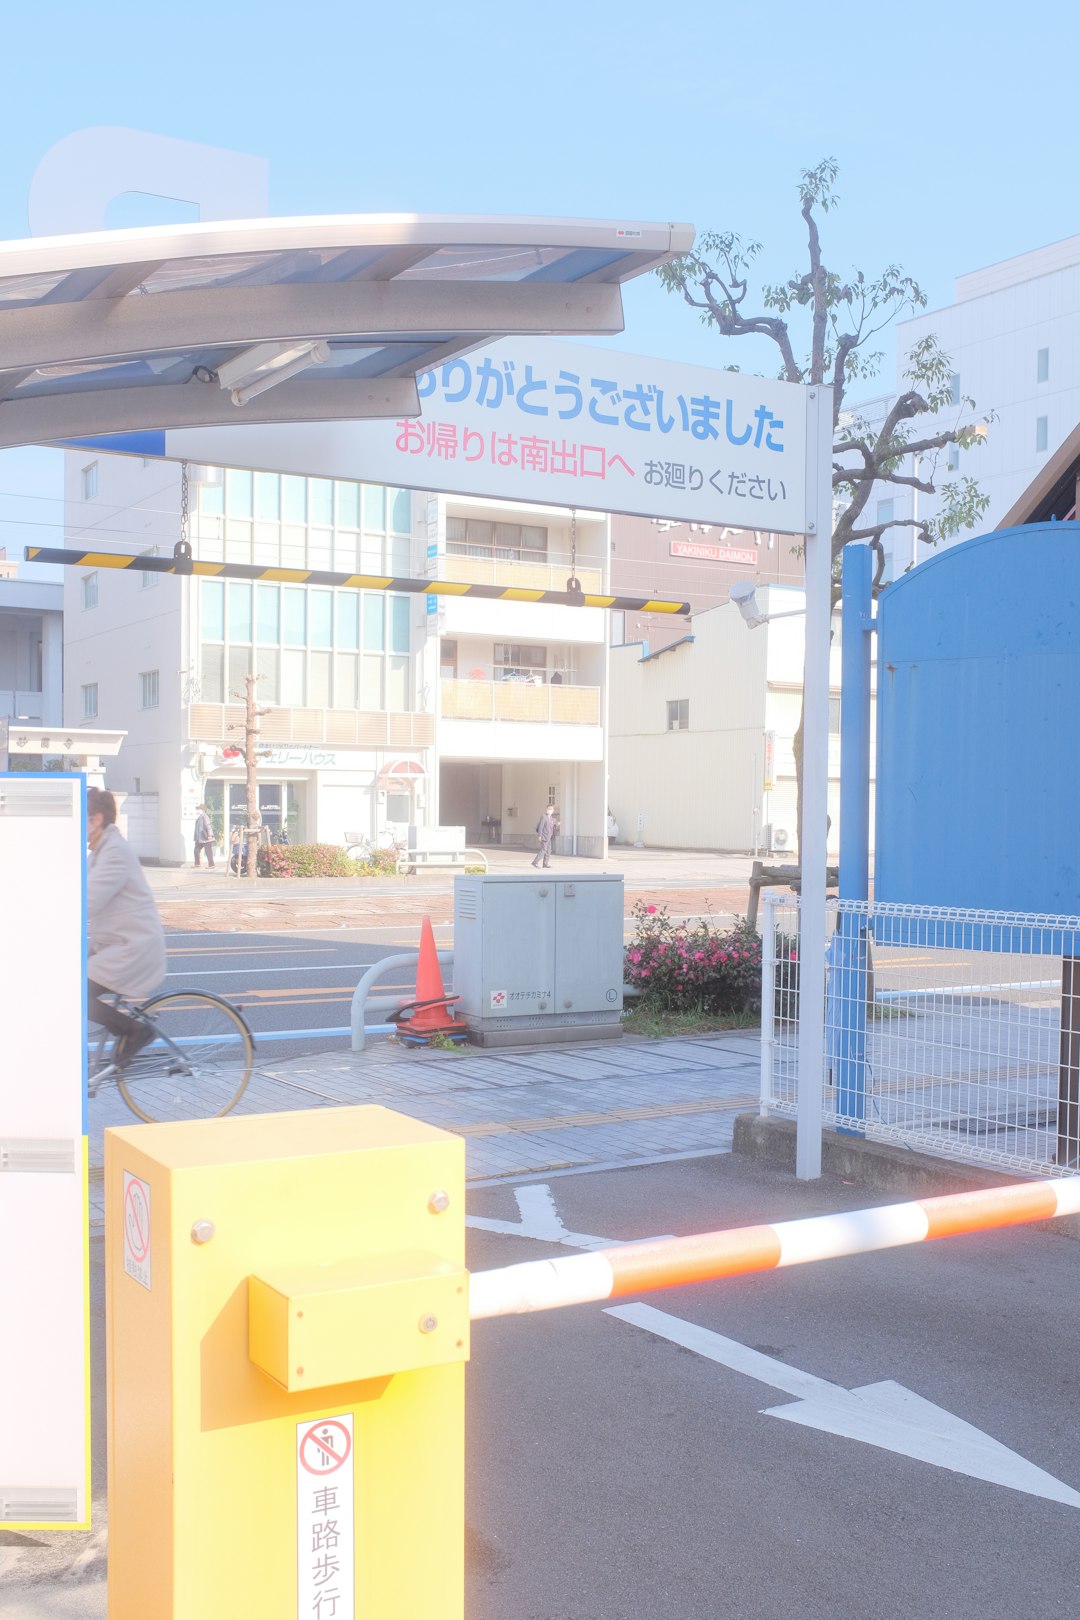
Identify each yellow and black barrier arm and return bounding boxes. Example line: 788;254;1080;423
24;544;691;616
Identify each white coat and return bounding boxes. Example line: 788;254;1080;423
88;824;167;999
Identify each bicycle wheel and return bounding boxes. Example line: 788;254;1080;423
118;991;255;1124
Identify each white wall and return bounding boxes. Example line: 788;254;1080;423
849;234;1080;579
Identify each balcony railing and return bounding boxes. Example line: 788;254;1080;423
0;690;44;721
441;678;600;725
440;553;604;593
188;705;434;749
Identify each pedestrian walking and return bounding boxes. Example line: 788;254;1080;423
193;802;216;867
531;802;557;868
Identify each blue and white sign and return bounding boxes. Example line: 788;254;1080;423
110;337;809;535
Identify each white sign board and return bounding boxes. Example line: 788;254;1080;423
0;773;88;1527
297;1413;355;1620
156;337;809;536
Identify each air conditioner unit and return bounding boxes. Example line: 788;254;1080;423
765;824;792;854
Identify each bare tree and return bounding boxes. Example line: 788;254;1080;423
657;159;992;856
228;674;271;878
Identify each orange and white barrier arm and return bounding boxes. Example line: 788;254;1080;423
468;1177;1080;1321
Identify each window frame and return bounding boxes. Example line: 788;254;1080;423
139;669;160;710
666;698;689;731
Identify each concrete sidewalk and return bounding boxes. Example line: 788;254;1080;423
86;1028;762;1228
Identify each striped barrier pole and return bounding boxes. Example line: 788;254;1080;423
22;546;691;617
468;1177;1080;1321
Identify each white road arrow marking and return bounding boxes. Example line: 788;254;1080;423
468;1184;671;1252
607;1303;1080;1509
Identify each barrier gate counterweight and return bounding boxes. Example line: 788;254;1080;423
105;1106;467;1620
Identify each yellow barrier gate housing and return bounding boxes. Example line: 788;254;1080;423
105;1106;467;1620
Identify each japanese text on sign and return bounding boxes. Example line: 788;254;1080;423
297;1414;355;1620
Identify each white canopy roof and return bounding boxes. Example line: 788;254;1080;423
0;213;693;449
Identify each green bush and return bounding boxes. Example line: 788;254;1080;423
623;901;763;1016
257;843;367;878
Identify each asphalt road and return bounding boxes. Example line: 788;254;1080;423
10;1154;1079;1619
464;1156;1080;1620
160;926;453;1059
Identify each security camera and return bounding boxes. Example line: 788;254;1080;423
728;579;766;628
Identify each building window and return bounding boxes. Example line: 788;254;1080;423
494;643;547;679
140;670;160;710
141;546;159;588
1037;347;1050;384
82;572;98;610
610;610;626;646
829;696;841;734
948;373;961;407
197;586;413;713
81;462;98;500
875;499;894;526
81;683;98;720
947;443;960;472
1036;416;1049;454
447;516;548;561
667;699;689;731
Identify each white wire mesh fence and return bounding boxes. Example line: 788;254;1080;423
760;895;1080;1176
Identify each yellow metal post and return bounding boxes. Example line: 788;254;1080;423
105;1106;467;1619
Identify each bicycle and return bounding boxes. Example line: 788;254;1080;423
345;830;407;864
88;989;256;1124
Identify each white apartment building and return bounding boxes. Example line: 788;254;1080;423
609;586;874;858
0;549;63;730
63;453;609;863
851;233;1080;581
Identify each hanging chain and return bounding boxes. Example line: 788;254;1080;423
173;461;194;573
179;460;189;549
566;506;583;603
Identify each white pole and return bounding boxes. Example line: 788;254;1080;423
760;891;777;1113
796;385;834;1179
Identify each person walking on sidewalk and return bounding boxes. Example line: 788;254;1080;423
193;802;215;867
531;802;557;868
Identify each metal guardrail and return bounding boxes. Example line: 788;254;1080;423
350;950;454;1052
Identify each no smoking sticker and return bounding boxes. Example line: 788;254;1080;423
122;1171;152;1290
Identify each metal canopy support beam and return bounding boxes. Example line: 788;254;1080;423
0;377;421;451
23;545;691;616
0;282;626;371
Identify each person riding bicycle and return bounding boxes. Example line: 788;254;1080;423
87;787;167;1067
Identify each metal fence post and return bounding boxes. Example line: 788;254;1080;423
760;892;777;1114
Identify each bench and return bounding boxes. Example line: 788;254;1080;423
395;824;487;876
396;847;488;875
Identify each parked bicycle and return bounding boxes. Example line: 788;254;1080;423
88;988;255;1123
345;829;407;863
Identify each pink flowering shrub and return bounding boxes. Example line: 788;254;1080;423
258;843;389;878
624;900;764;1015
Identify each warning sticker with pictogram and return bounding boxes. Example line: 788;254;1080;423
122;1171;152;1290
297;1413;354;1618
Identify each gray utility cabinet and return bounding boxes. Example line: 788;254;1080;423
453;872;624;1047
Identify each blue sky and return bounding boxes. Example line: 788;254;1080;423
3;0;1078;562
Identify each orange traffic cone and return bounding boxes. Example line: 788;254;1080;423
390;916;464;1043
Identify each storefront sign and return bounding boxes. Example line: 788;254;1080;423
669;539;758;565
